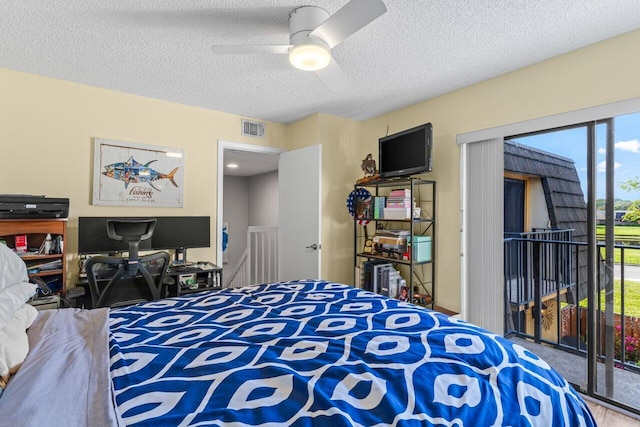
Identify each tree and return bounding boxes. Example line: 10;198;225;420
615;199;633;211
621;178;640;223
597;198;633;211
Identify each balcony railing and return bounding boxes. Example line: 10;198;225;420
504;229;640;372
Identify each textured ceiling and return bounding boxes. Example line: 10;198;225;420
2;1;640;124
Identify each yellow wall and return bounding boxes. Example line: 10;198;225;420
286;113;362;284
0;69;287;284
2;28;640;309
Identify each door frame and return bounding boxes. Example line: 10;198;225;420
216;140;285;268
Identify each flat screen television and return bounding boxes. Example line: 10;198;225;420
378;122;433;178
78;216;210;256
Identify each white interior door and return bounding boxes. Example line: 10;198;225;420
278;144;322;280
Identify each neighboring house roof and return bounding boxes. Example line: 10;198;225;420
504;140;587;242
504;139;591;303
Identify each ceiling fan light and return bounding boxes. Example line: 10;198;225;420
289;44;331;71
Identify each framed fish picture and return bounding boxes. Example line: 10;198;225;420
92;138;184;207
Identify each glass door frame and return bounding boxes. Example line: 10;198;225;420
506;118;629;412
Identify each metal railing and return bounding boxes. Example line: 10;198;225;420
504;230;640;371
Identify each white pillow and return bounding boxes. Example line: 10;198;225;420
0;303;38;381
0;244;28;291
0;283;37;332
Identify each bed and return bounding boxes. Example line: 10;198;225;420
0;267;596;426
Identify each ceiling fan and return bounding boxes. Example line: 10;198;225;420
211;0;387;92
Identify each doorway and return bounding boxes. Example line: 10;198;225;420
504;177;525;283
216;141;322;286
216;141;283;282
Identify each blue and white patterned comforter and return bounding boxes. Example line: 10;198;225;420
109;280;596;426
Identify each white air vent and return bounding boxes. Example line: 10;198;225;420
241;119;265;138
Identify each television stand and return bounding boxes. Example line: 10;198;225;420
167;261;223;296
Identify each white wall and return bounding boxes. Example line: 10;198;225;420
223;171;278;280
249;171;278;226
529;178;551;229
223;176;249;276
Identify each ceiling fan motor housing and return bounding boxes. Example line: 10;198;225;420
289;6;330;49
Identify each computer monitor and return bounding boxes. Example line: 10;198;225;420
78;216;211;258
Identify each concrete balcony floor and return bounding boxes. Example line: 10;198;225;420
510;337;640;419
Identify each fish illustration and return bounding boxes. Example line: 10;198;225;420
102;156;179;191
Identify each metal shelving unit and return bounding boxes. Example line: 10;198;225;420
353;177;435;308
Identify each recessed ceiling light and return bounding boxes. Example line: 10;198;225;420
227;163;238;169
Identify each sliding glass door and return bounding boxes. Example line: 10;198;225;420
505;113;640;415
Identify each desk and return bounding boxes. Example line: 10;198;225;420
75;261;223;308
167;262;223;297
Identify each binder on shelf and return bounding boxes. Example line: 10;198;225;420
373;262;393;294
363;259;389;293
372;264;402;298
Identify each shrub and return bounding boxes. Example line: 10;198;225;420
614;324;640;364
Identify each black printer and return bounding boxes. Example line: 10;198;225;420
0;195;69;219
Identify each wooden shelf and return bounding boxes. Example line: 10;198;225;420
20;254;63;261
0;219;67;296
29;269;64;278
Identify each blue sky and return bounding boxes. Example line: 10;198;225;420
511;111;640;201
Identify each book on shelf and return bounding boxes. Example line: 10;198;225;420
389;189;411;198
375;229;410;237
373;196;386;219
382;207;412;220
386;200;412;208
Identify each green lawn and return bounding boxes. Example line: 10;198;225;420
599;247;640;265
579;279;640;317
596;224;640;265
596;224;640;237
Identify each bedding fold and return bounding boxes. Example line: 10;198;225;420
0;303;38;381
0;308;122;427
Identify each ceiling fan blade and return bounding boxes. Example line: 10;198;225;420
315;58;351;92
309;0;387;48
211;45;291;54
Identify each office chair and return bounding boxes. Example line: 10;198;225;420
84;218;170;308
